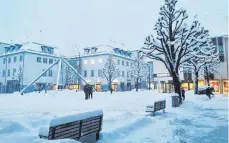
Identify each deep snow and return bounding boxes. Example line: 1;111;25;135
0;90;228;143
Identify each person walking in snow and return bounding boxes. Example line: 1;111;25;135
181;87;185;100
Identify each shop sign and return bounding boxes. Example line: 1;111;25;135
154;73;171;77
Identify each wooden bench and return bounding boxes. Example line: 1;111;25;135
146;100;166;116
38;110;103;143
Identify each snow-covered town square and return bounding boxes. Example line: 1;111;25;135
0;0;228;142
0;90;228;143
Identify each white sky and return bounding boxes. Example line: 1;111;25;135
0;0;228;56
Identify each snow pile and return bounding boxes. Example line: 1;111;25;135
50;110;103;127
0;120;30;134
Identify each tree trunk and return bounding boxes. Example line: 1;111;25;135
172;73;182;104
109;81;112;94
205;67;210;86
194;71;199;94
136;78;139;92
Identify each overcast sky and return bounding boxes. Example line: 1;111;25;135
0;0;228;56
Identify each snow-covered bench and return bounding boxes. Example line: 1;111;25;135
38;110;103;143
146;100;166;116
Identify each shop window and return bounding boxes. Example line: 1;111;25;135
209;80;220;92
223;80;228;93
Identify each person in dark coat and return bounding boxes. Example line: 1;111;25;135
88;85;93;99
181;87;185;100
206;86;214;99
83;84;93;100
83;84;89;100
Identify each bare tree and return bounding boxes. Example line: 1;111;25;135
17;65;25;92
131;52;148;92
141;0;204;103
101;54;120;94
64;65;73;88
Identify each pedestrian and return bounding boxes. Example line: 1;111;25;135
181;87;185;100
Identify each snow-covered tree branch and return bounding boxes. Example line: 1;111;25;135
101;54;120;94
141;0;205;103
131;52;148;92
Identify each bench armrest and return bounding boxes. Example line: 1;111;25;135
146;105;154;112
38;126;49;139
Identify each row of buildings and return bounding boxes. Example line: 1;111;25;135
0;42;152;93
0;35;228;94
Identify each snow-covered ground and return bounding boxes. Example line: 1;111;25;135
0;90;228;143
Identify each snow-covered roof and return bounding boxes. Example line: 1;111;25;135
83;45;133;58
20;42;57;52
0;42;58;56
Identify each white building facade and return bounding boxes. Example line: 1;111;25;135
68;45;152;92
0;42;59;93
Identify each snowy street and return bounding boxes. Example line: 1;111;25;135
0;90;228;143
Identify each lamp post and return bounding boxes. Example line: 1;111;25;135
148;64;151;90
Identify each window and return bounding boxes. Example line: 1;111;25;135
37;57;41;63
2;70;5;77
49;59;53;64
43;58;48;64
122;60;124;66
7;69;10;77
91;48;97;54
20;55;23;62
84;49;89;54
122;71;125;77
126;61;129;66
84;70;87;77
98;69;102;77
48;70;53;77
90;59;95;64
8;57;11;63
218;37;223;46
84;60;88;65
117;59;120;65
91;70;94;77
98;58;103;63
219;54;225;62
13;68;16;76
3;58;6;64
14;56;17;63
131;62;133;67
42;69;46;77
127;71;129;78
218;37;224;62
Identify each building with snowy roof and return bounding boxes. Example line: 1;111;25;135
68;45;152;92
0;42;60;93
